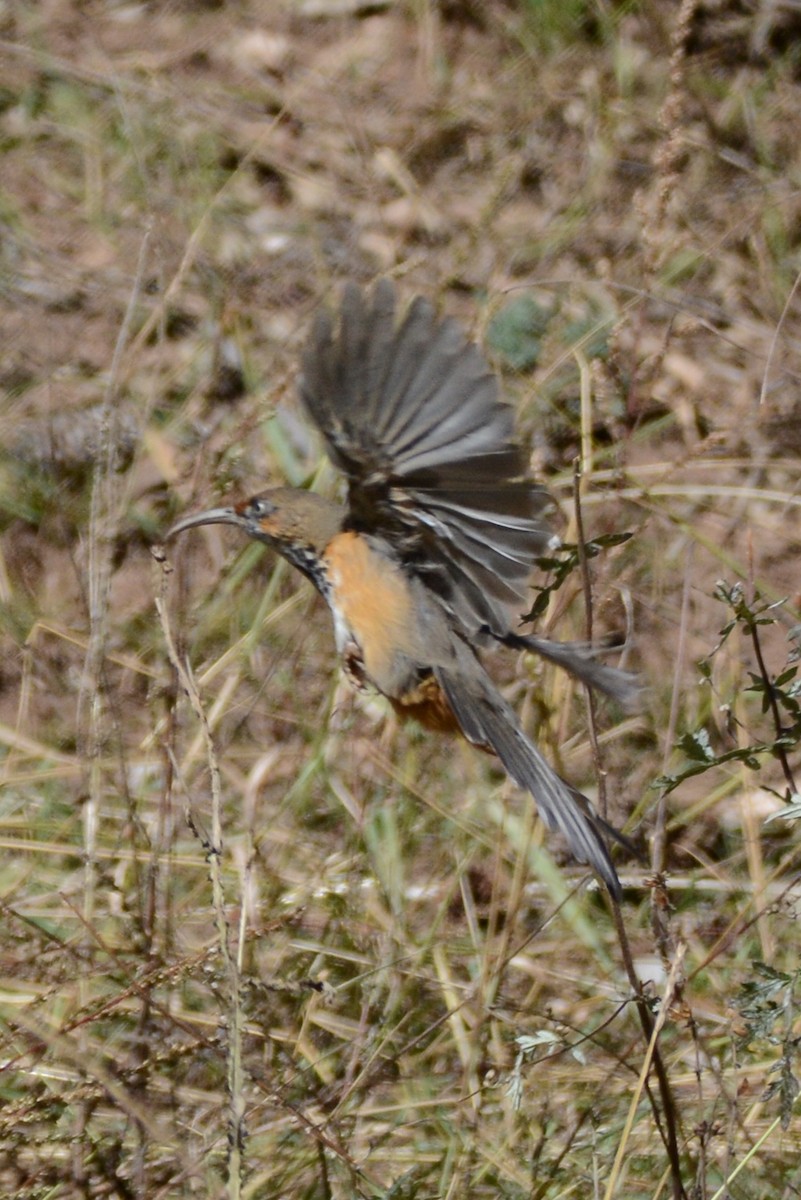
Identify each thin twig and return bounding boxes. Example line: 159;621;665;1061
573;456;686;1199
155;552;246;1198
572;456;606;817
76;227;151;1160
759;262;801;408
749;619;798;796
610;903;688;1200
654;545;694;869
603;942;687;1200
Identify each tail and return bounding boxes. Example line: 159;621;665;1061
502;630;640;712
434;662;624;899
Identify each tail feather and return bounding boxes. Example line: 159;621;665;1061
434;664;623;899
503;631;640;712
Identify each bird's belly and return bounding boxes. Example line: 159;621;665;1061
388;679;462;735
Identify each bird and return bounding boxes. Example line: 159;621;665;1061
168;280;638;898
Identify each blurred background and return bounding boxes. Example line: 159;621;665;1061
1;2;801;1195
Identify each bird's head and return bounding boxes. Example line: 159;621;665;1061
167;487;345;562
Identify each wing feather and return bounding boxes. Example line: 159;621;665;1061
298;282;548;620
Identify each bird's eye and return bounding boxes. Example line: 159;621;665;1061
247;496;274;518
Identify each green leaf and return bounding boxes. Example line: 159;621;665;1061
677;728;714;763
764;795;801;825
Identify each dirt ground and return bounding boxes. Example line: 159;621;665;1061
2;1;801;1197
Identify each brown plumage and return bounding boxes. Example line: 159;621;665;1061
169;281;638;898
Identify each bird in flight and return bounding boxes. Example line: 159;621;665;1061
169;281;637;897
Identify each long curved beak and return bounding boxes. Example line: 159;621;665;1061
166;506;243;539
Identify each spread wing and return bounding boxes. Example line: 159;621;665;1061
299;280;554;636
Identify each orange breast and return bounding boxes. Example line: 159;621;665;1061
322;531;480;744
322;531;416;695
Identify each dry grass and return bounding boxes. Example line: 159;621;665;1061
2;1;801;1196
